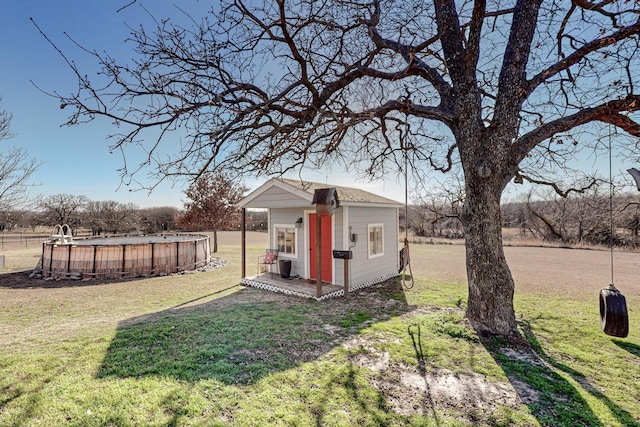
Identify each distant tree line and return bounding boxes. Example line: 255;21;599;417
501;191;640;249
406;190;640;250
0;191;268;237
7;187;637;250
0;193;180;235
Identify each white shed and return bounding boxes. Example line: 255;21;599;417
238;178;402;300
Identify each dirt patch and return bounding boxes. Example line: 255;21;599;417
398;368;520;407
342;321;535;424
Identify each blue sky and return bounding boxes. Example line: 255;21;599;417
1;2;637;210
0;1;405;208
0;1;192;207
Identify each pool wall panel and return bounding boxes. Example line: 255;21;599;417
41;234;210;280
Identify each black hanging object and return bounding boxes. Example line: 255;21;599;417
627;168;640;191
599;284;629;338
312;188;339;217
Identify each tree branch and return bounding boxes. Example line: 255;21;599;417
512;95;640;166
492;0;543;131
528;18;640;96
518;172;599;198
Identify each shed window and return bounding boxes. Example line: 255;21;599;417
275;225;296;256
368;224;384;258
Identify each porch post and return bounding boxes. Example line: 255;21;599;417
241;208;246;278
316;207;322;297
343;258;349;297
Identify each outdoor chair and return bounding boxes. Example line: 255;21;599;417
257;249;279;277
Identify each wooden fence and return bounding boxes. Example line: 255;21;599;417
0;234;49;250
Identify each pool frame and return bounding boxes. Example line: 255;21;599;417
40;234;211;279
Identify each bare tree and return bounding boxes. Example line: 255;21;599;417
21;209;46;232
175;172;247;252
83;200;106;236
101;201;138;234
44;1;640;336
0;99;40;211
409;175;465;238
140;206;179;233
38;194;89;233
0;101;11;142
407;205;432;237
620;194;640;248
505;185;629;247
83;200;140;235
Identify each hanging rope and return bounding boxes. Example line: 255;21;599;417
401;119;415;290
599;124;629;338
608;126;615;287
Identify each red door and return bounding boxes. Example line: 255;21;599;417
309;213;333;283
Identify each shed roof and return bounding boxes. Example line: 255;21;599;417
238;178;402;209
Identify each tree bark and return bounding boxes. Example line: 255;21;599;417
461;183;517;336
213;229;218;253
451;70;519;335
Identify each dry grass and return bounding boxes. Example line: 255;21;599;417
0;247;43;270
1;230;639;426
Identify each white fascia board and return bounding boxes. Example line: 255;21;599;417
340;201;404;209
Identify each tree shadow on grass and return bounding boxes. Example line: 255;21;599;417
96;278;414;385
613;339;640;357
480;321;639;427
302;360;398;426
0;358;66;424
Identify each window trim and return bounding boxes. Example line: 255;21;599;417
368;223;384;259
274;224;298;258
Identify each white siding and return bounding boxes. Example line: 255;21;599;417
265;205;398;287
246;186;309;208
344;206;399;286
269;208;305;277
332;207;345;285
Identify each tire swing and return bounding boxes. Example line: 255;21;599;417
599;133;629;338
600;284;628;338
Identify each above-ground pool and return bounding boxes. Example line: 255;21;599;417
40;233;211;279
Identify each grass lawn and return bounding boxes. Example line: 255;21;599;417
1;231;638;426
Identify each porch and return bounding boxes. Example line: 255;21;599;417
241;273;344;301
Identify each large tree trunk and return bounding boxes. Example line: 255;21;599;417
461;181;518;336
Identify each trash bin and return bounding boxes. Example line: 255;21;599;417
279;259;292;279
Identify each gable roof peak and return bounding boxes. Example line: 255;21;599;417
275;178;401;206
